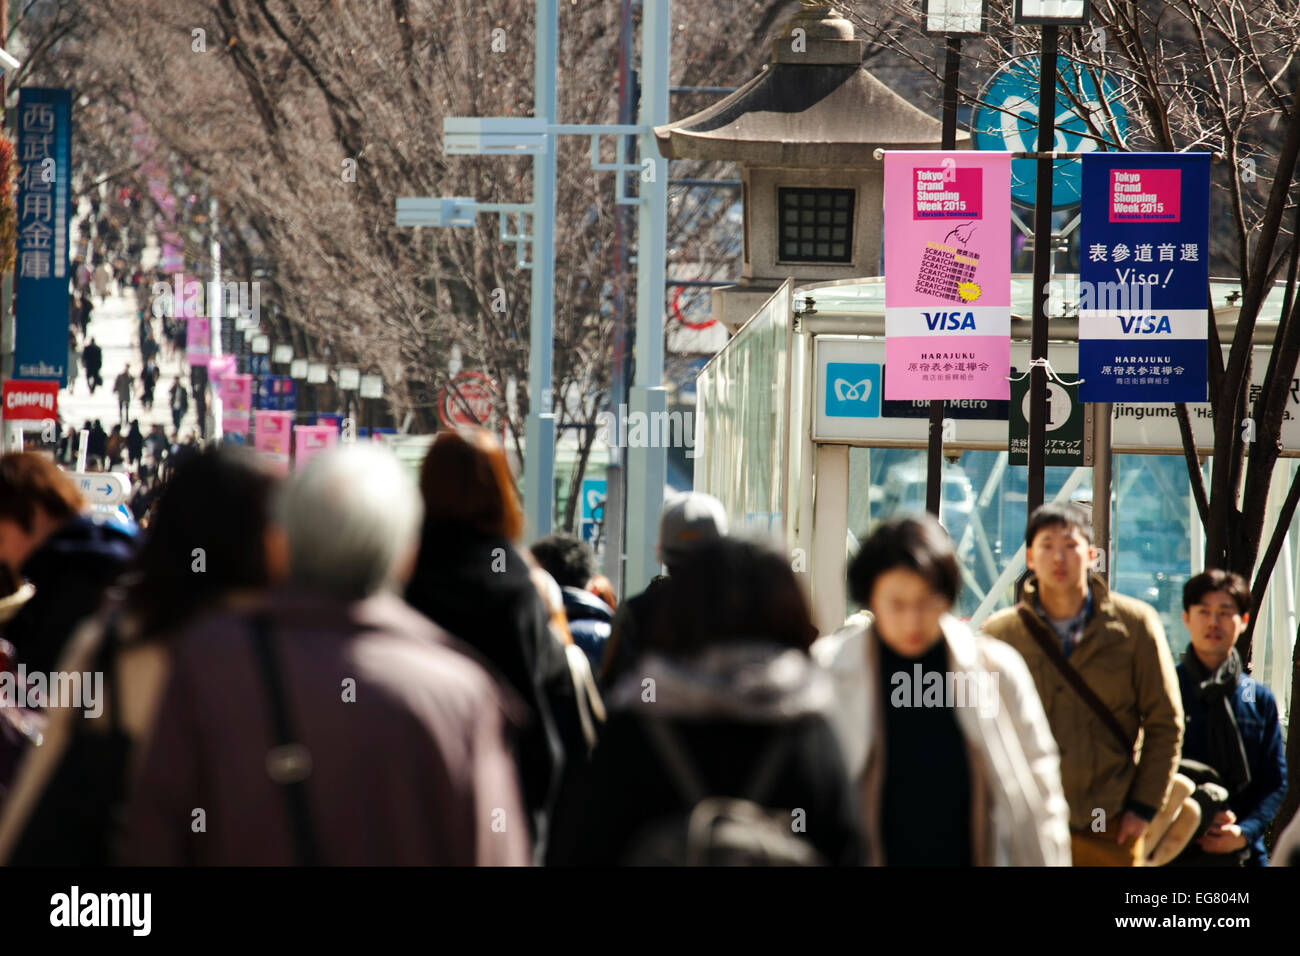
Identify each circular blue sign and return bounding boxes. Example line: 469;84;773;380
972;56;1127;209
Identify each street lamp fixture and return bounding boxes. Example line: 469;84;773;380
395;197;476;228
921;0;986;34
1013;0;1089;25
443;117;549;155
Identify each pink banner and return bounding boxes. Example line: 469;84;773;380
219;373;252;437
884;152;1011;401
253;410;293;475
209;354;236;381
293;425;337;470
186;316;211;367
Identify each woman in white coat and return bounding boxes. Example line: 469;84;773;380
812;514;1071;866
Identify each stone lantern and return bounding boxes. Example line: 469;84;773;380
655;4;968;330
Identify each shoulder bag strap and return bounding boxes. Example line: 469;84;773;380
743;727;795;805
249;613;321;866
641;717;707;807
1015;606;1135;754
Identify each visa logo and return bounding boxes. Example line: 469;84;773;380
1118;314;1172;334
924;311;976;331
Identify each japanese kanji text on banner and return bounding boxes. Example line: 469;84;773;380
883;151;1012;401
14;89;72;386
1079;153;1211;403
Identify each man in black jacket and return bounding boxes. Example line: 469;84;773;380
0;454;135;676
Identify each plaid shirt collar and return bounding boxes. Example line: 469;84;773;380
1035;589;1093;660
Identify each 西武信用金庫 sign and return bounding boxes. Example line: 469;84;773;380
883;152;1011;402
1079;153;1210;403
14;89;72;387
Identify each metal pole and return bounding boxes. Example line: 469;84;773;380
1027;26;1059;516
210;197;224;442
624;0;670;594
524;0;559;542
927;35;962;517
1091;401;1112;583
603;0;636;599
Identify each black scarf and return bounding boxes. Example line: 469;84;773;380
1181;645;1251;795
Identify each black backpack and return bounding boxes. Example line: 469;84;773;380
621;718;824;866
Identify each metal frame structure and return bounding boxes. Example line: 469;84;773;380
396;0;671;594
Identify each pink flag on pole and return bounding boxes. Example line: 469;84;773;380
186;316;212;367
219;374;252;437
293;424;337;470
253;410;293;475
883;151;1011;401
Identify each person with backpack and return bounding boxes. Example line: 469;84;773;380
550;537;864;866
981;503;1184;866
813;515;1071;866
0;447;278;865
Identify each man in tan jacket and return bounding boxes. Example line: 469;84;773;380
982;503;1183;866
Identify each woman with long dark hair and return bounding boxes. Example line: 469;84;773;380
550;537;864;865
0;446;279;865
404;427;585;858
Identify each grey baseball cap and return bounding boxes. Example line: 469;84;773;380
658;492;728;567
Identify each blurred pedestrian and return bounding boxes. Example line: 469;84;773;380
81;338;103;394
814;515;1071;866
982;503;1183;866
140;358;159;411
0;447;277;865
600;491;728;689
126;421;144;468
87;419;108;462
404;427;586;857
105;425;124;468
551;537;864;866
121;445;530;865
114;366;134;426
169;376;189;434
1172;570;1286;866
0;453;135;678
67;331;79;393
530;532;614;671
92;261;113;303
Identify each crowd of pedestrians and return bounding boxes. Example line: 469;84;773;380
0;426;1294;867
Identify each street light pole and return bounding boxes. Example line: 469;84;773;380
624;0;670;594
926;34;963;516
524;0;559;542
1026;25;1059;515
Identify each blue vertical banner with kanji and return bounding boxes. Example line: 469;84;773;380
1079;153;1210;403
14;88;73;386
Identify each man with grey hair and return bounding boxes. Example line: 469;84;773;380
597;491;729;689
122;446;531;865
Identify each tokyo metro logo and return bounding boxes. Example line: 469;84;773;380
826;362;881;418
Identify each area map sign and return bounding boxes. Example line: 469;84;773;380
884;151;1011;402
1078;153;1210;403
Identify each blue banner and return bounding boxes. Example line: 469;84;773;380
1079;153;1210;403
14;89;72;386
